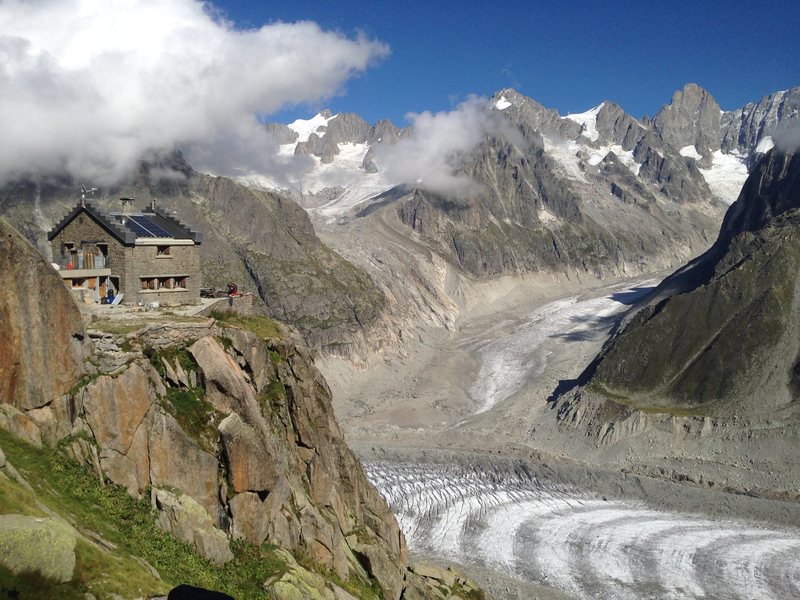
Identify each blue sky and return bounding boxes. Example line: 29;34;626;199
214;0;799;126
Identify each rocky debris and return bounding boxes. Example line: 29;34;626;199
153;489;234;565
0;514;77;582
0;218;88;411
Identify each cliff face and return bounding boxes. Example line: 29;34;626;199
0;218;88;411
0;222;462;599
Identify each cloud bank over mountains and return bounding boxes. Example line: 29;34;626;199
374;96;518;195
0;0;388;185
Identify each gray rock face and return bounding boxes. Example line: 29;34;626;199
264;122;299;145
149;411;220;523
654;83;722;160
0;515;77;582
721;87;800;157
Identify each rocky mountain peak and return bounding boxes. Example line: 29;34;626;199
654;83;722;159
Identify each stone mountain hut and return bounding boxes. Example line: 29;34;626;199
48;197;202;306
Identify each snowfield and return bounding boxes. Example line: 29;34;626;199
564;103;604;142
367;462;800;600
699;150;749;204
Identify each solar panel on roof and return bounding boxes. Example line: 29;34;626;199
126;215;172;238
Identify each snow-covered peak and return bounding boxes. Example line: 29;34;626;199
288;112;338;142
564;103;605;142
494;96;512;110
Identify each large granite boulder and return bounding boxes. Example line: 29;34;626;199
0;218;87;411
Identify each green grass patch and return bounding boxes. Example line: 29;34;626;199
210;311;282;340
0;429;292;599
144;345;198;382
160;387;220;453
268;349;284;367
587;382;711;417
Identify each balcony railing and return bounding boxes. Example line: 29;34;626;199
54;253;108;271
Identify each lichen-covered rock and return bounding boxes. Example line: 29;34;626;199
190;335;257;414
354;542;406;600
0;218;87;411
153;489;233;565
263;548;357;600
0;514;77;582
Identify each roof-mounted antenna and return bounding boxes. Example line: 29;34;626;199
79;184;98;207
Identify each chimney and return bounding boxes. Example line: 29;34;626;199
150;198;156;212
120;197;134;224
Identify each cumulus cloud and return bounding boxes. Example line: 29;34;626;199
0;0;388;185
373;96;519;195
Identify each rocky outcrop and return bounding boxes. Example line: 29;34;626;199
549;147;800;473
0;218;88;411
154;489;234;566
0;217;430;597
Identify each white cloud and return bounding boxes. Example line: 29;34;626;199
373;96;518;195
0;0;388;185
773;122;800;152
